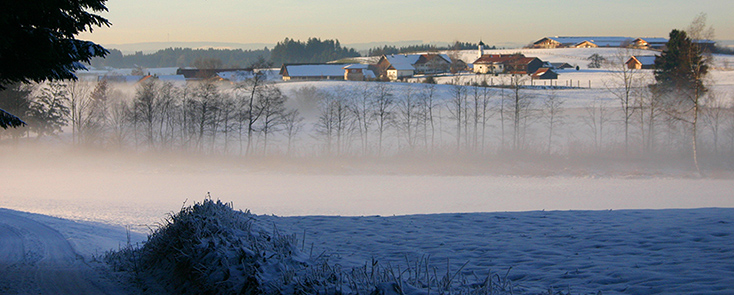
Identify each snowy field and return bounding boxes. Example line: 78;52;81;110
1;147;734;294
2;47;734;294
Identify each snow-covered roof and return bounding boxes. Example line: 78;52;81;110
156;75;187;82
283;64;350;77
145;67;180;76
636;37;668;44
545;36;635;47
383;54;453;71
384;54;421;71
343;64;369;69
632;55;657;65
217;70;255;82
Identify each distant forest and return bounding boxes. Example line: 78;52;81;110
367;41;494;56
269;38;360;66
89;39;495;70
89;47;272;69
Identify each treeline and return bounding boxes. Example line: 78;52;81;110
368;41;494;56
86;39;494;70
269;37;360;66
89;37;361;69
3;76;734;172
89;48;271;69
0;77;300;156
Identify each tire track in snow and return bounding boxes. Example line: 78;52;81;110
0;210;128;295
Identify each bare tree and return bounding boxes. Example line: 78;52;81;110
448;78;466;151
418;83;438;152
155;82;181;149
132;79;159;147
540;88;566;154
603;48;642;154
477;82;494;153
508;74;534;151
234;71;267;156
282;109;304;155
396;87;420;151
372;83;394;156
189;81;220;152
67;81;94;145
638;80;664;153
315;90;337;155
701;90;728;155
212;92;236;154
582;97;612;153
258;86;287;155
108;88;131;149
350;83;375;155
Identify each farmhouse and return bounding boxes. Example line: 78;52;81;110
630;38;668;50
550;62;574;70
531;68;559;80
376;54;452;81
530;37;638;49
626;55;657;69
472;54;544;75
343;64;376;81
280;63;349;81
177;68;254;80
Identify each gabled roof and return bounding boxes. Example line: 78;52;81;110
343;64;370;69
515;57;541;65
280;63;351;77
177;68;253;79
531;68;558;79
383;54;421;71
382;53;452;71
550;62;573;69
627;55;657;66
415;54;451;65
541;36;635;47
634;37;669;45
217;70;256;82
473;54;525;64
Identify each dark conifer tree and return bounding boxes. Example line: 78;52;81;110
654;29;708;94
0;0;110;88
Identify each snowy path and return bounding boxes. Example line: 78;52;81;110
0;210;129;295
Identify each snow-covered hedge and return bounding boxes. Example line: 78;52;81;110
106;198;517;294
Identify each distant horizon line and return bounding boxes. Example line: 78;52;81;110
102;37;734;55
100;40;527;54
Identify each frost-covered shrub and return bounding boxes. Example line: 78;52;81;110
106;198;517;294
106;198;314;294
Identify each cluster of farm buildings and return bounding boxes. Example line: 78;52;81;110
279;42;565;82
79;36;715;85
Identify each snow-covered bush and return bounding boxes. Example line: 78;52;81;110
106;198;317;294
106;198;516;294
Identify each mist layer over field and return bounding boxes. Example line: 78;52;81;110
3;47;734;231
1;144;732;234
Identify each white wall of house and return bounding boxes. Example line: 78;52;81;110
387;69;414;81
473;63;504;74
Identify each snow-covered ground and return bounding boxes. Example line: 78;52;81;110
2;47;734;294
1;147;733;294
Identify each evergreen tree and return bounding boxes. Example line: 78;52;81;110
654;29;708;94
0;1;110;88
29;82;71;137
653;29;710;173
0;84;31;131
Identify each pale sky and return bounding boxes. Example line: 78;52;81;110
79;0;734;47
